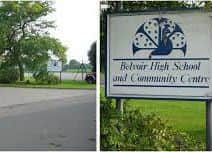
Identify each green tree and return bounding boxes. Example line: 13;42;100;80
69;59;81;69
88;41;96;72
62;64;69;71
0;1;67;81
84;63;92;70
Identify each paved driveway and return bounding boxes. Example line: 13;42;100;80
0;87;96;150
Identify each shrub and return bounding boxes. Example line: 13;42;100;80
46;74;59;84
33;70;47;84
33;70;59;84
100;93;205;151
0;66;19;83
25;79;31;84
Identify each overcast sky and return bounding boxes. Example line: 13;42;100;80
49;0;98;64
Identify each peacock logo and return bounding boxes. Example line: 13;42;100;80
132;17;187;58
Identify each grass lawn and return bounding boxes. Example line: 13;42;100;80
65;68;92;73
100;87;205;144
126;99;205;143
0;79;96;89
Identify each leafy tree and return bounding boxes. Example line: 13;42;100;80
84;63;92;70
69;59;81;69
88;41;96;72
0;1;67;81
62;64;69;71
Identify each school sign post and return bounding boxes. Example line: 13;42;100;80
106;10;212;150
47;59;62;82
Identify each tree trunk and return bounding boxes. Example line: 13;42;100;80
18;62;24;81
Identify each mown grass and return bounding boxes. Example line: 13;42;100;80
65;68;92;73
100;87;205;143
0;79;96;89
126;100;205;142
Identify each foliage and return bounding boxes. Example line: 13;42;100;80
0;65;19;83
85;63;93;70
67;59;92;72
203;1;212;11
62;64;69;71
0;1;67;81
100;94;205;151
69;59;81;69
20;36;67;70
88;41;96;72
25;79;30;84
46;74;59;84
33;68;59;84
126;99;205;142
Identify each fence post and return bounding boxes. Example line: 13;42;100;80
116;98;124;114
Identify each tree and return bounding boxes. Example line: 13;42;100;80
69;59;80;69
62;64;69;71
88;41;96;72
0;1;67;81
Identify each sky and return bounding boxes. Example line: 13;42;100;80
49;0;98;64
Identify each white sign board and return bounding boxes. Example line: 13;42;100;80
106;11;212;100
47;59;62;72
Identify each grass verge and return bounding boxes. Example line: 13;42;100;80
126;99;205;143
65;68;92;73
0;80;96;89
101;87;205;143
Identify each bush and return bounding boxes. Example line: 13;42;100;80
46;74;59;84
0;66;19;83
25;79;31;84
33;70;59;84
100;93;205;151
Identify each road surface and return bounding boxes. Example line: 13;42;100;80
0;87;96;150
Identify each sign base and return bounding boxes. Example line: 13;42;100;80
206;101;212;150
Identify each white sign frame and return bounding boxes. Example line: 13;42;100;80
47;59;62;72
106;10;212;101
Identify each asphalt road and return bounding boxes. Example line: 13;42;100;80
0;87;96;150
